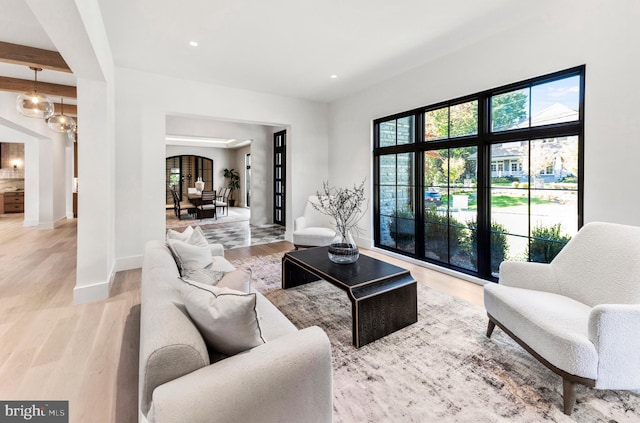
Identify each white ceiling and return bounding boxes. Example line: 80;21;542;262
1;0;543;103
95;0;537;103
0;0;550;138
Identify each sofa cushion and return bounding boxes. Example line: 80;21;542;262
484;283;598;379
181;280;266;355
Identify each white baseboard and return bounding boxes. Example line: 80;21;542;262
73;280;110;304
66;212;75;219
36;216;68;230
23;218;38;227
114;255;143;272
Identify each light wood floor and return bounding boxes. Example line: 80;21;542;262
0;214;484;422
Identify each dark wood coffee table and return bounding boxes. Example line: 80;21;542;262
282;246;417;348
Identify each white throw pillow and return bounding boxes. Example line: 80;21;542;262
167;239;212;273
181;280;265;355
166;225;194;242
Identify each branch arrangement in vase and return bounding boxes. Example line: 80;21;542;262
311;180;367;239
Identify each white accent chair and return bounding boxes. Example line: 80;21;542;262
292;196;336;249
484;221;640;415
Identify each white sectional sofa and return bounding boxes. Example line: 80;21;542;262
139;239;333;423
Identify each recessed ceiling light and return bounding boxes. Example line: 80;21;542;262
330;74;338;79
189;41;199;47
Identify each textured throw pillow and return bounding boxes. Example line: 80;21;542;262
182;267;227;285
167;239;212;273
218;268;252;293
181;280;265;355
182;268;252;293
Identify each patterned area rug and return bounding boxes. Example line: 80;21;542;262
229;253;640;422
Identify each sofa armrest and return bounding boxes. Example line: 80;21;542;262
209;243;224;257
149;326;332;423
498;260;559;293
294;216;307;231
588;304;640;389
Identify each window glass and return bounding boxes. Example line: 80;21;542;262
425;107;448;141
449;101;478;138
378;153;415;253
491;88;529;132
378;116;414;147
379;120;396;147
531;76;580;127
397;116;414;145
423;147;477;271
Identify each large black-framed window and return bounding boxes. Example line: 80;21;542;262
374;66;585;281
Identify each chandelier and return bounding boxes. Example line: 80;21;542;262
47;98;76;133
16;67;55;119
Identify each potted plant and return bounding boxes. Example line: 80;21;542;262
223;168;240;207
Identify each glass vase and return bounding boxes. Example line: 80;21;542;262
328;230;359;264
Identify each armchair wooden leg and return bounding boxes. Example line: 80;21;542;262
562;379;576;415
486;320;496;338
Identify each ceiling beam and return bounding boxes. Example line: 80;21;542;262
0;76;76;98
0;41;71;73
53;102;77;116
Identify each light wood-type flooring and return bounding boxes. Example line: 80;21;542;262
0;214;483;422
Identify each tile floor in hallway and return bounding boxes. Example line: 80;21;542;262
166;207;285;249
200;223;285;250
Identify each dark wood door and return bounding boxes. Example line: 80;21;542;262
273;130;286;226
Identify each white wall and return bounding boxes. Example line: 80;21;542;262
113;68;329;269
328;0;640;248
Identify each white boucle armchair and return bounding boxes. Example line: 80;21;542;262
484;221;640;415
292;196;336;249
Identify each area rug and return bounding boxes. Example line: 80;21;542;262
230;253;640;422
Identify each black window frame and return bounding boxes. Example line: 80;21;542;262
373;65;585;281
